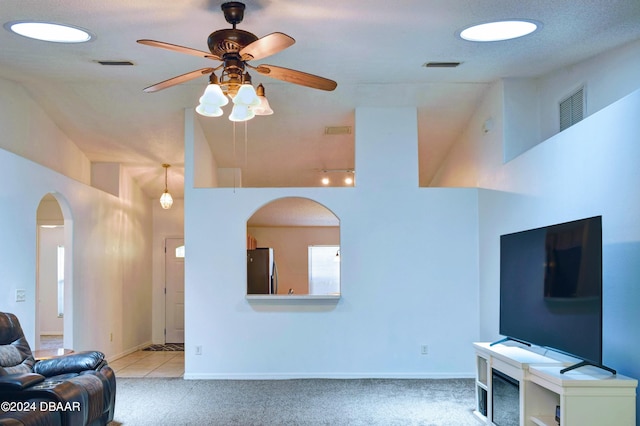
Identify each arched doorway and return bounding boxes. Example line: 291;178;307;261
36;193;73;351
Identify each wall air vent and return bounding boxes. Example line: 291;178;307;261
559;86;585;131
423;62;461;68
324;126;352;135
96;60;135;66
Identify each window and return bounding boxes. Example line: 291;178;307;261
57;245;64;317
308;245;340;295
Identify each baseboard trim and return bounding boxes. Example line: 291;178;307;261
183;372;475;380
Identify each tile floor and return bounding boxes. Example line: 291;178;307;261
39;335;184;378
108;350;184;378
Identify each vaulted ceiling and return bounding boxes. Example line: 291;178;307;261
2;1;640;200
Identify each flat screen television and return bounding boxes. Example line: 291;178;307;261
499;216;604;371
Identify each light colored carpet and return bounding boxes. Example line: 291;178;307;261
110;378;479;425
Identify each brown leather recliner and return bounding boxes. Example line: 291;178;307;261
0;312;116;425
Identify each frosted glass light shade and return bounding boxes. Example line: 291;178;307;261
229;104;255;122
196;103;223;117
233;84;260;107
253;95;274;115
200;83;229;107
160;191;173;209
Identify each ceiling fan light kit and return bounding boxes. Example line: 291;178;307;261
138;1;337;122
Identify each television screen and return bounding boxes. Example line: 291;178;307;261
499;216;602;364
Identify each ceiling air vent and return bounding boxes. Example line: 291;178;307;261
324;126;352;135
96;60;135;66
423;62;461;68
560;86;585;131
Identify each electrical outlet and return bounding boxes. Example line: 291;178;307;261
421;345;429;355
15;289;26;302
195;345;202;355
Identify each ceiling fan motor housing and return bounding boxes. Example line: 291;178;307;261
207;29;258;57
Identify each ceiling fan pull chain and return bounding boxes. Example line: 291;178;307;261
233;121;237;192
244;120;248;169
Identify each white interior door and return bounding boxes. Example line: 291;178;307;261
165;238;185;343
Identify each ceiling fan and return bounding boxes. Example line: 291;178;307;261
137;1;337;95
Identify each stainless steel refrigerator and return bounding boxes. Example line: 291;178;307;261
247;248;278;294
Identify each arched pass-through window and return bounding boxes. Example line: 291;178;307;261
246;197;340;297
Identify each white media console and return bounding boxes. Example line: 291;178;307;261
473;342;637;426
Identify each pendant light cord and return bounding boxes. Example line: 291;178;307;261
164;166;168;191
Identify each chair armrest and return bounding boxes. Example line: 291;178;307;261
33;351;106;377
0;373;45;391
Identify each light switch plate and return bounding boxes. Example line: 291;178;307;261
15;289;26;302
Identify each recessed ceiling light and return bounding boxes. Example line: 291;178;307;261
459;20;539;42
5;21;93;43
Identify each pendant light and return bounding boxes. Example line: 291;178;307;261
160;164;173;209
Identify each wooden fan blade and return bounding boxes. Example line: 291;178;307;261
255;64;337;91
143;68;214;93
137;39;221;61
240;32;295;62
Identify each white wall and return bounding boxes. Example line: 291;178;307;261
432;41;640;418
538;38;640;143
502;39;640;162
193;114;218;188
0;77;153;358
0;79;91;185
476;88;640;418
0;148;153;356
479;86;640;352
430;81;502;188
433;39;640;179
185;107;480;378
426;40;640;420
